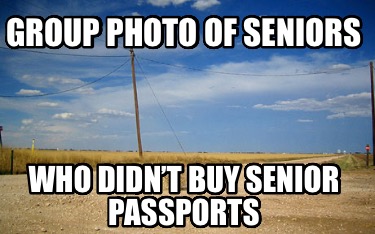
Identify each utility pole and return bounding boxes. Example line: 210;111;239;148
370;61;375;165
0;126;3;157
130;49;143;157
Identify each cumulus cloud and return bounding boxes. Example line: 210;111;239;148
16;89;43;96
37;102;59;107
53;113;75;120
254;92;371;119
46;76;83;85
130;55;369;107
20;75;84;89
2;51;370;150
19;120;74;135
297;119;314;123
97;108;134;117
146;0;219;10
192;0;220;10
16;74;96;96
74;87;95;95
226;105;247;109
330;63;351;70
132;12;141;16
17;75;98;96
146;0;190;7
21;119;33;125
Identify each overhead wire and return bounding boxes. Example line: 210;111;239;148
138;56;368;77
135;55;187;156
1;45;367;76
0;58;130;98
0;46;129;58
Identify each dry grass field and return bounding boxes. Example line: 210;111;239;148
0;147;336;174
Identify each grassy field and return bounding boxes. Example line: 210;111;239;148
0;148;339;174
328;153;372;170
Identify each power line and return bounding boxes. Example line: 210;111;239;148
1;45;368;76
0;46;129;58
138;56;368;77
0;58;130;98
18;0;56;14
135;55;187;156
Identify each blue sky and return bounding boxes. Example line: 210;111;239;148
0;0;374;153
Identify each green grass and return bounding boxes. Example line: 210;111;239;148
329;154;370;170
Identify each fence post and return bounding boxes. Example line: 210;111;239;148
10;149;14;175
366;144;370;169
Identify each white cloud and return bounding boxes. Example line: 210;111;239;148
226;105;247;109
37;102;59;107
16;89;43;96
16;75;95;96
20;75;84;89
147;0;190;7
21;119;33;125
130;55;369;107
2;53;370;116
40;125;74;133
146;0;219;10
53;113;75;120
132;12;141;16
88;134;120;140
1;51;370;150
46;76;82;85
97;108;134;117
330;64;351;70
297;119;314;123
192;0;220;10
20;120;75;134
74;87;95;95
307;52;336;62
254;92;371;119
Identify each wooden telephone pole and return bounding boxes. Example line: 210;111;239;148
130;49;143;157
0;126;3;157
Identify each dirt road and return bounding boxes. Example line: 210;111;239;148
1;156;375;233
